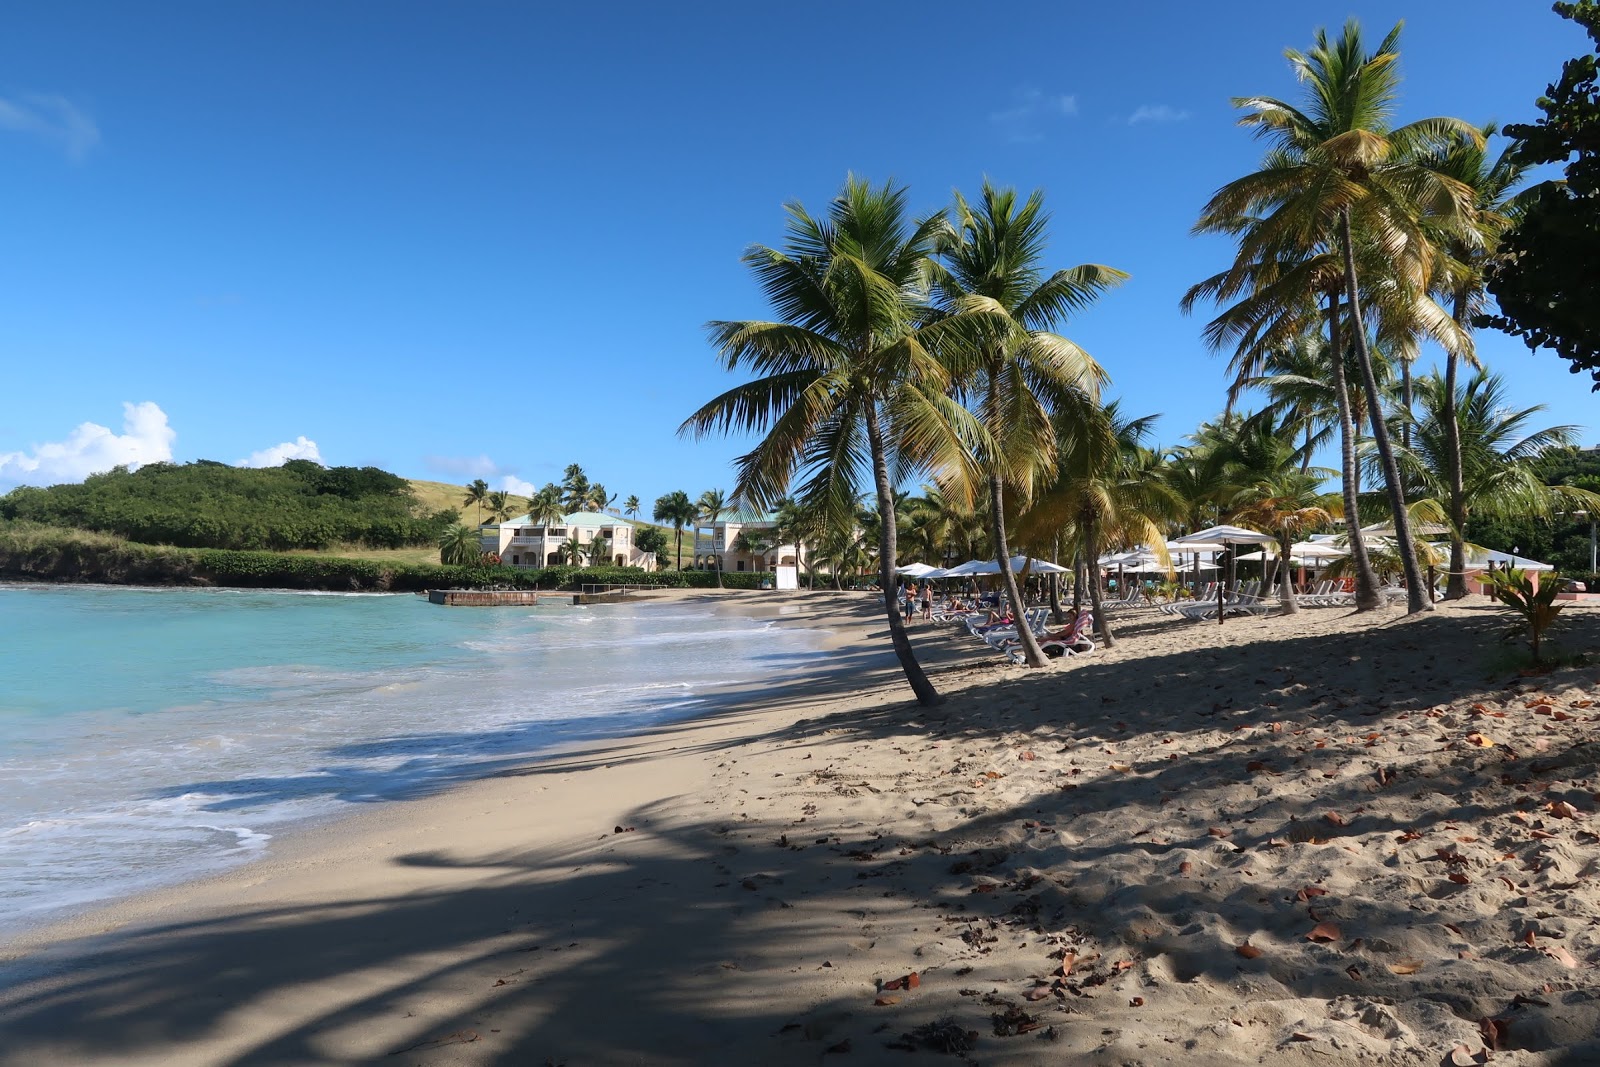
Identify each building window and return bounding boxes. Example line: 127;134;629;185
512;554;520;564
738;560;747;571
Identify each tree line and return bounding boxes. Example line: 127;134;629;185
683;15;1600;705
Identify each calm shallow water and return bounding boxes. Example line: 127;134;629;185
0;584;829;932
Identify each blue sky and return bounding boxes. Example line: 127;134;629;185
0;2;1591;508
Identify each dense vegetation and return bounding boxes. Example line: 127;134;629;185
0;524;773;592
0;460;458;551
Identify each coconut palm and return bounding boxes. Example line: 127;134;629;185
623;494;641;520
697;488;730;586
461;479;490;525
1018;403;1179;648
1420;125;1536;598
528;485;566;527
561;465;591;512
438;524;481;566
681;177;987;706
652;490;696;572
1197;20;1479;614
933;182;1126;667
1393;371;1600;569
485;490;514;523
1226;440;1341;614
585;483;617;514
558;534;588;567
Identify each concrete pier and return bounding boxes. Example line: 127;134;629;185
426;589;539;607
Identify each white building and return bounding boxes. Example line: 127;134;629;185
693;514;806;573
480;511;655;569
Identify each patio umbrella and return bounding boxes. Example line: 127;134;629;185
1172;525;1278;625
895;563;939;577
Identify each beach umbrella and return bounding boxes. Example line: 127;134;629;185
1012;556;1069;574
895;562;938;577
1173;524;1277;625
942;559;997;576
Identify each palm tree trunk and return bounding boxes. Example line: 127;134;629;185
1400;360;1414;450
713;514;724;588
989;472;1047;667
1326;291;1381;611
1048;535;1065;623
1072;553;1086;616
1338;208;1432;614
1301;424;1313;476
1083;514;1115;649
864;400;941;705
1443;293;1470;600
1277;532;1299;614
675;527;683;572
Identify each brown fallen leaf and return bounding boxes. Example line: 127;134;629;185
1290;1032;1315;1042
1480;1017;1509;1051
1058;952;1077;976
874;996;899;1006
1246;760;1269;773
1130;996;1145;1007
1296;886;1329;902
1236;943;1262;959
1524;929;1538;946
905;972;921;989
1547;800;1582;819
1465;733;1495;747
1544;945;1579;969
1448;872;1471;885
1179;861;1194;876
1530;828;1557;840
1449;1044;1476;1066
1115;959;1135;972
1325;811;1347;827
1306;922;1341;943
1345;964;1363;981
1396;830;1421;842
1024;984;1053;1001
1207;827;1230;838
1109;762;1134;773
1387;958;1424;975
1019;750;1036;761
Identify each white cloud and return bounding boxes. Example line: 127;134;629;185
424;454;502;479
990;88;1078;142
0;93;100;160
0;402;175;486
237;436;322;468
1128;104;1190;125
498;475;536;497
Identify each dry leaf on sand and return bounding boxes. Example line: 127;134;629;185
1236;943;1262;959
1306;922;1341;943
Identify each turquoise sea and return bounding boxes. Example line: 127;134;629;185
0;584;828;932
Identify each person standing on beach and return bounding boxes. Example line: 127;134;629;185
919;582;933;620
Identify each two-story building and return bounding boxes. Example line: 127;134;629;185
692;514;806;573
480;511;655;569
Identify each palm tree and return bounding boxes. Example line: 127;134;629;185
623;494;641;520
584;483;617;513
681;177;986;706
933;182;1126;667
561;464;590;513
528;485;566;527
1226;434;1341;614
438;524;481;566
1394;371;1599;570
1018;403;1179;648
485;490;514;523
1198;20;1479;614
462;479;490;525
652;490;696;572
1422;124;1535;598
696;489;730;587
558;534;587;567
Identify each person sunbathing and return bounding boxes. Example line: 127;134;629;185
975;609;1014;632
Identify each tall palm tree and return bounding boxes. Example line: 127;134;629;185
1018;403;1179;648
528;485;566;527
585;483;617;514
1228;333;1339;474
462;479;490;525
681;177;985;706
652;490;697;572
623;494;641;520
933;182;1126;667
697;488;730;586
1394;371;1599;565
558;534;588;567
486;490;514;523
561;464;591;513
1224;427;1341;613
1199;19;1478;613
438;524;481;566
1422;124;1535;598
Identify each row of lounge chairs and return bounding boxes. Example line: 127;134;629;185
939;604;1097;664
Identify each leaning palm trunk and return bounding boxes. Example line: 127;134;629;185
1072;554;1086;616
1082;513;1115;649
1338;209;1432;613
865;402;941;705
1048;535;1065;623
989;474;1047;667
1443;294;1470;600
1326;292;1382;611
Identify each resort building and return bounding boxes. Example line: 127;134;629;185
693;514;806;573
480;511;656;569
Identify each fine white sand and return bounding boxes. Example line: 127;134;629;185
1;590;1597;1066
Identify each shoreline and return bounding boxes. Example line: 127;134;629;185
2;596;1597;1065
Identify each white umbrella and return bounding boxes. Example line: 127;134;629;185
1012;556;1069;574
942;559;997;576
1172;524;1277;626
895;563;938;577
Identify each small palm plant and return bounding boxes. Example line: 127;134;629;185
438;524;480;566
1486;567;1566;666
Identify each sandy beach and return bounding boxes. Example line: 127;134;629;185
2;590;1598;1066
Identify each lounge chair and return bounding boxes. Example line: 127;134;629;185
1003;612;1096;664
